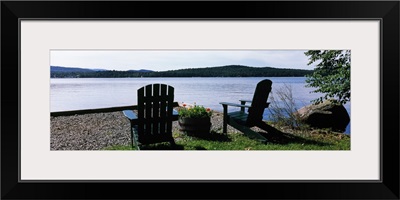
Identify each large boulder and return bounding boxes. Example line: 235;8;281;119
296;100;350;132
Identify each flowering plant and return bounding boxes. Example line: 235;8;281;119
178;103;213;119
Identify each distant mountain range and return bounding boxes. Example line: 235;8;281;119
127;69;154;73
50;65;313;78
51;66;153;73
51;66;97;73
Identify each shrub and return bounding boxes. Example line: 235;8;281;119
178;103;213;119
268;84;304;129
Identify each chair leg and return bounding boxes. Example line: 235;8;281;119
223;121;227;134
256;121;278;134
131;124;140;150
170;138;177;147
130;123;134;148
222;105;228;134
229;120;268;143
170;135;176;144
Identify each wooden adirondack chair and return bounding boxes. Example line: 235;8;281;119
123;84;178;150
219;79;273;143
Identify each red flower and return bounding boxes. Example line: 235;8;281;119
206;108;211;112
183;103;187;107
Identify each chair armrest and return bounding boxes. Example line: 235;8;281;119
238;100;271;108
219;102;252;108
239;100;252;104
122;110;138;122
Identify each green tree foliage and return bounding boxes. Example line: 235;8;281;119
304;50;351;105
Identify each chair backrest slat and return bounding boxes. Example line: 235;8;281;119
166;86;174;132
247;79;272;125
137;87;145;134
152;84;161;135
144;85;153;136
159;84;167;134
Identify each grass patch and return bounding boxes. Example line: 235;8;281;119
104;126;350;151
103;145;136;150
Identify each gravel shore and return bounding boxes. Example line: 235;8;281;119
50;111;242;150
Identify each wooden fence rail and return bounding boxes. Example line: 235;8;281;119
50;102;180;117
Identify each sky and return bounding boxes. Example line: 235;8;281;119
50;50;317;71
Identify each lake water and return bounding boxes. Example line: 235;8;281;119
50;77;350;134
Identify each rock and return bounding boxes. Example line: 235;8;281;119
296;100;350;132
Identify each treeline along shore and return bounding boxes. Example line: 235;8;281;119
50;65;313;78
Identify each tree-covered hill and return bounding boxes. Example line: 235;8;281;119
50;65;313;78
151;65;312;77
51;66;96;73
